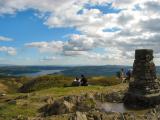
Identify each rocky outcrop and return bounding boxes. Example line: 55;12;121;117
41;94;96;116
46;110;136;120
40;90;160;120
94;90;126;103
40;90;127;117
47;106;160;120
41;99;75;116
0;82;9;93
74;112;88;120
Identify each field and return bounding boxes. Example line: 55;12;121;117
0;74;124;119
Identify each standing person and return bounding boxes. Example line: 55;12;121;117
125;69;132;83
120;68;125;83
80;74;88;86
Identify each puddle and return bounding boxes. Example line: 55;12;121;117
99;102;127;113
98;102;149;113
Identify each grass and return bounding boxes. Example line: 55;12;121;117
0;76;32;93
0;84;128;119
88;76;121;86
0;82;9;93
19;75;121;93
0;103;37;120
21;84;128;101
19;75;74;93
0;74;127;119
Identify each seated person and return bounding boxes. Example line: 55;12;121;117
80;74;88;86
72;77;80;86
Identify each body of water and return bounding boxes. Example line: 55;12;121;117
16;69;62;77
98;102;149;113
99;102;128;113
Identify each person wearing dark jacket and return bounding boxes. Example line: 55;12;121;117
80;74;88;86
125;69;132;82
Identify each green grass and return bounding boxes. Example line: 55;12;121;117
19;75;74;93
0;84;128;119
0;74;126;119
0;103;37;120
88;76;121;86
19;75;121;93
0;76;32;93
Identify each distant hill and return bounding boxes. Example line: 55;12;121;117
55;65;131;77
0;64;12;67
0;65;160;77
0;66;71;76
57;65;160;77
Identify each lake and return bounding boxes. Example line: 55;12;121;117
16;69;62;77
98;102;149;113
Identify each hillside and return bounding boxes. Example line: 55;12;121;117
0;74;160;120
0;83;128;120
19;75;120;93
0;66;70;76
57;65;132;77
0;82;9;93
1;65;160;77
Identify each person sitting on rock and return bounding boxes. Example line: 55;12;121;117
72;77;80;86
80;74;88;86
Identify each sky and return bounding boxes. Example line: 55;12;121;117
0;0;160;65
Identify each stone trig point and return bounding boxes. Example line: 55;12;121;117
124;49;160;108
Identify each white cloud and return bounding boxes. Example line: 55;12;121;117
0;46;17;56
0;36;16;56
1;0;160;64
64;34;96;51
25;41;64;53
0;36;13;41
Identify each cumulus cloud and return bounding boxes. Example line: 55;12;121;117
0;36;16;56
0;36;13;41
140;18;160;32
1;0;160;64
25;41;64;53
0;46;17;55
64;34;96;51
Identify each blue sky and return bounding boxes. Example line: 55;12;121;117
0;9;81;65
0;0;160;65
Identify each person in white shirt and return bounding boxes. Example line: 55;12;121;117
72;77;80;86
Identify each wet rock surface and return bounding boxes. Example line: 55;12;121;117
45;105;160;120
41;94;97;116
40;90;127;116
39;90;160;120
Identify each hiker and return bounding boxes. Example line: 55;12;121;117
120;68;126;83
125;69;132;83
72;77;80;86
80;74;88;86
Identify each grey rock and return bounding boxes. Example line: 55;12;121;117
8;99;17;105
124;49;160;108
75;112;87;120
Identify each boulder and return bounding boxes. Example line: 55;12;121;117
75;112;87;120
94;91;125;103
8;100;17;105
43;99;75;116
41;94;96;116
105;91;125;103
